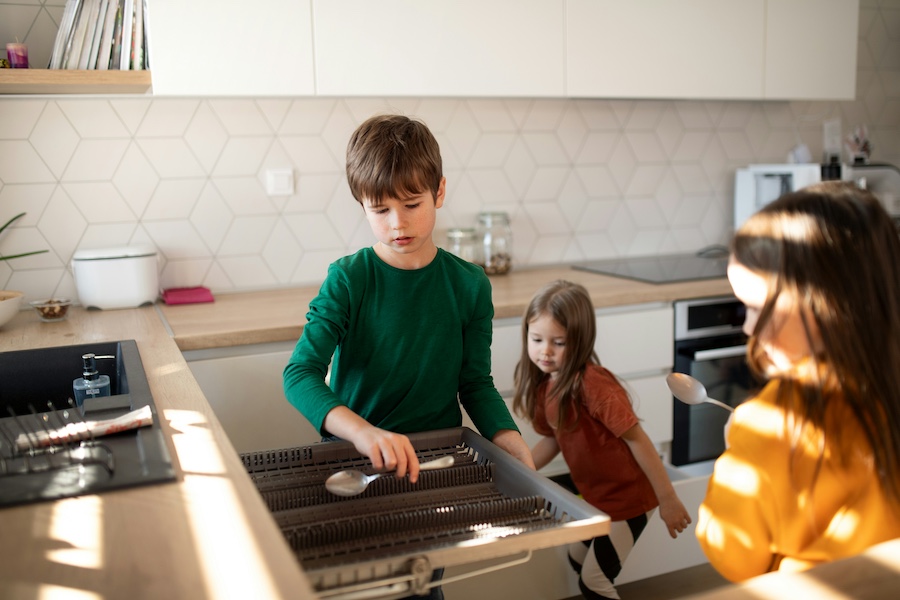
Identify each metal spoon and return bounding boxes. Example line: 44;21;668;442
666;372;734;412
325;455;456;497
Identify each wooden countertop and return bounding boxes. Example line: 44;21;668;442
160;267;734;351
2;268;897;599
0;307;316;599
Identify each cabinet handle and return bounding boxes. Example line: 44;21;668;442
693;345;747;361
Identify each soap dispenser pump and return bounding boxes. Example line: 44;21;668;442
73;353;111;408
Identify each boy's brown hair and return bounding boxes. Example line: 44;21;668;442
345;114;443;206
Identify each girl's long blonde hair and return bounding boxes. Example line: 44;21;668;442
513;280;601;430
733;181;900;504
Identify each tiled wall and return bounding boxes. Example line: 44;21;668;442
1;1;899;304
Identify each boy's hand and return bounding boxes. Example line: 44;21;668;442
354;427;422;482
322;406;422;481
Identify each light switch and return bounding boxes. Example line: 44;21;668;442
266;168;294;196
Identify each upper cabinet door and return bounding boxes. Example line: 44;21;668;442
764;0;859;100
566;0;766;99
313;0;566;97
148;0;315;96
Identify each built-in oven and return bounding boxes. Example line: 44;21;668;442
671;296;755;466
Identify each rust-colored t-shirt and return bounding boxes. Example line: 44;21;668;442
534;364;658;520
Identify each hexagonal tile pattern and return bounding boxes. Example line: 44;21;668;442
0;2;897;302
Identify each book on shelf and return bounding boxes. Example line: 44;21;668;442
47;0;149;70
96;0;118;70
77;0;102;69
118;0;134;70
48;0;82;69
132;0;144;70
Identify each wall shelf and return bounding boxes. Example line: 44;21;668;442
0;70;151;95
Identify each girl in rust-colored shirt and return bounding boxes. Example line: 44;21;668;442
514;280;690;600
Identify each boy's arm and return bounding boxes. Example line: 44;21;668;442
620;423;691;538
322;406;423;482
529;434;559;471
491;429;536;470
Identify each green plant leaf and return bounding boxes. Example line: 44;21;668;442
0;212;49;262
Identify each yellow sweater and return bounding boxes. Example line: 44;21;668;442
696;380;900;582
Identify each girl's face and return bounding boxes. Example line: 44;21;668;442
527;312;567;380
727;258;822;373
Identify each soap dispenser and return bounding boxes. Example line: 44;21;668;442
73;353;111;408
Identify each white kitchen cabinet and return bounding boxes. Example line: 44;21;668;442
147;0;315;96
566;0;766;99
566;0;858;101
764;0;859;100
616;461;714;584
184;342;321;454
312;0;566;97
595;302;674;447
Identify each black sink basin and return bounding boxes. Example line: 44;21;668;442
0;340;176;507
1;340;139;416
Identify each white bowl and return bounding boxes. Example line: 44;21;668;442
0;290;24;329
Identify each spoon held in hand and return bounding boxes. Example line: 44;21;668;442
325;455;456;497
666;372;734;412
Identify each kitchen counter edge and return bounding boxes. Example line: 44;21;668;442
159;266;734;351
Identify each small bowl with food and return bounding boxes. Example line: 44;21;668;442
30;298;72;323
0;290;24;329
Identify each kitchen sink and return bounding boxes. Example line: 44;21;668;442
1;340;139;416
0;340;176;507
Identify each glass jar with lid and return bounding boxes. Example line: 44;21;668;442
476;211;512;275
445;228;484;266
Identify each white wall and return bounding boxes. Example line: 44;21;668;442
0;1;898;304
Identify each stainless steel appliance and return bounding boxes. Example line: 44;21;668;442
572;251;728;284
0;340;175;507
671;296;755;466
241;427;609;600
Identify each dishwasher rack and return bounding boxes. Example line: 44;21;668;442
242;427;610;600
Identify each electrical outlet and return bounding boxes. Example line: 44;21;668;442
265;168;294;196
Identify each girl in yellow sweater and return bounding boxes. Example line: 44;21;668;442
696;180;900;581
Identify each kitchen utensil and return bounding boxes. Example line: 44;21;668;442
666;372;734;412
325;455;455;496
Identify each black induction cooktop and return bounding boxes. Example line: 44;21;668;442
572;251;729;284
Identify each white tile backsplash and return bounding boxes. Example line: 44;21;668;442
1;4;899;304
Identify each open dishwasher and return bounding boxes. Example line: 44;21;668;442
241;427;609;599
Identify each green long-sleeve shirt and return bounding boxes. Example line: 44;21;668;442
283;247;518;440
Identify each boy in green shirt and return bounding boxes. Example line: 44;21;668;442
283;114;535;483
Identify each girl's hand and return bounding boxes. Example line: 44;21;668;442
659;496;692;539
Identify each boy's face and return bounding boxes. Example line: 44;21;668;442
363;178;446;269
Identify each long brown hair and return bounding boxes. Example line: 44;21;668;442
513;280;601;430
732;180;900;503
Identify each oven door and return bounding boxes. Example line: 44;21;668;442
671;333;753;466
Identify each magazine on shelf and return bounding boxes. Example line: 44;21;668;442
47;0;148;71
96;0;119;70
131;0;144;70
64;0;93;69
77;0;102;69
119;0;134;70
109;0;125;70
48;0;82;69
